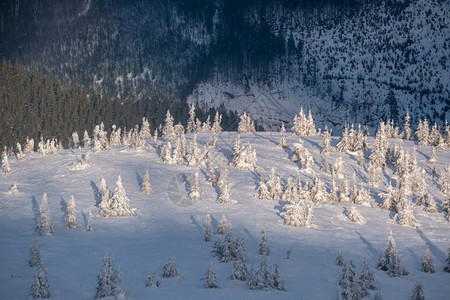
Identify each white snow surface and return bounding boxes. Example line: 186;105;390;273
0;132;449;299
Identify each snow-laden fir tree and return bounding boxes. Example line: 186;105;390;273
379;181;397;212
420;248;435;273
278;123;287;148
336;250;344;266
367;161;379;187
189;172;202;201
354;185;372;207
282;177;295;202
161;110;176;142
2;148;11;174
230;141;257;171
204;214;212;242
402;110;412;140
172;134;186;164
339;180;351;203
213;112;222;132
424;194;438;213
439;165;450;199
16;142;23;161
291;139;314;172
396;200;418;228
146;269;159;287
428;146;437;164
321;126;334;155
64;195;77;228
328;178;339;202
349;173;358;203
141;170;152;194
310;176;328;203
322;156;331;174
9;183;18;195
336;124;351;153
29;240;42;267
259;229;270;256
215;215;231;235
86;210;93;231
160;142;174;164
416;118;430;146
359;257;376;298
411;282;425;300
95;253;121;299
70;132;79;148
257;176;271;200
35;193;54;236
346;207;364;223
292;108;316;136
231;259;248;281
237;112;255;133
370;123;389;169
140;117;152;140
333;156;345;179
186;135;203;166
162;257;182;279
24;137;35;154
378;232;408;277
31;260;50;298
186;104;196;134
267;167;283;201
281;200;314;228
429;123;441;146
202;115;212;132
217;170;232;204
174;122;185;136
98;178;111;218
202;262;220;288
82;130;91;148
338;260;361;300
110;176;134;217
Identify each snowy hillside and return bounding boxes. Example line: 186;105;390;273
1;128;449;299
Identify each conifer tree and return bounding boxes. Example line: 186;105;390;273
403;111;412;140
215;215;231;235
328;178;339;202
213;112;222;132
259;229;270;256
204;214;212;242
310;176;328;203
83;130;91;148
267;167;283;200
429;123;441;146
98;178;111;218
186;104;196;134
370;123;388;169
31;260;50;299
291;139;314;172
86;210;93;231
333;156;345;179
416;118;430;146
338;260;361;300
189;172;202;201
379;181;397;212
257;176;271;200
109;125;122;146
237;112;255;133
146;269;159;287
203;262;220;288
141;170;152;194
281;200;314;228
230;141;257;171
217;170;232;204
397;200;418;228
2;148;11;174
29;241;42;267
428;147;437;164
336;250;344;266
378;233;408;277
110;176;134;217
444;247;450;273
231;260;248;281
35;193;54;236
95;253;121;299
64;195;77;228
420;249;435;273
411;282;425;300
337;125;350;153
24;137;35;154
162;110;176;142
359;257;376;297
321;126;334;155
173;134;186;164
16;143;23;161
160;142;174;164
424;194;437;213
162;257;182;279
71;132;80;148
282;177;295;202
279;123;287;148
346;207;364;223
140;117;152;139
339;180;351;203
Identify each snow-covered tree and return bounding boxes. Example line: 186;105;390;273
378;233;408;277
213;112;222;132
15;142;23;161
328;178;339;202
109;125;121;146
204;214;212;242
231;259;248;281
162;110;176;142
172;134;186;164
35;193;54;236
367;161;379;187
359;257;376;298
9;183;18;195
346;207;364;223
354;186;372;207
259;229;270;256
86;210;93;231
411;282;425;300
110;176;134;217
140;117;152;140
338;260;361;300
370;123;389;169
416;118;430;146
424;194;438;213
186;104;196;134
162;257;182;279
31;261;50;298
291;139;314;172
403;111;412;140
24;137;35;154
282;177;295;202
439;165;450;199
339;180;351;203
281;200;314;228
337;125;351;153
141;170;152;194
428;147;437;164
202;262;220;288
445;247;450;273
267;167;283;201
217;170;232;204
333;156;345;179
29;241;42;267
310;176;328;203
321;126;334;155
82;130;91;148
160;142;174;164
189;172;202;201
257;176;271;200
2;148;11;174
238;112;255;133
292;108;316;136
379;181;397;212
215;215;231;235
230;141;257;171
95;253;121;299
396;200;418;228
429;123;442;146
336;250;344;266
420;249;435;273
70;132;80;148
278;123;287;148
186;135;203;166
64;195;77;229
98;178;112;218
146;269;159;287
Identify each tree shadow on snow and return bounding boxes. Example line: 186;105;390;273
60;197;68;223
82;211;88;229
274;200;289;219
416;228;446;261
31;195;39;223
190;215;203;235
136;171;143;190
90;181;100;207
355;231;379;259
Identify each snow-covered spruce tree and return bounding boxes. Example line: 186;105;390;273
213;112;222;132
321;126;334;155
162;257;182;279
186;104;196;134
98;178;112;218
278;123;287;148
336;124;350;153
328;178;339;202
110;176;134;217
396;200;418;228
230;141;257;171
82;130;91;148
346;207;364;223
237;112;255;134
359;258;376;298
98;122;110;151
420;249;435;273
282;177;295;202
322;156;331;174
31;260;50;298
336;250;344;266
378;233;408;277
354;185;372;207
310;176;328;204
428;146;438;164
2;148;11;174
259;229;270;256
71;132;80;148
367;161;379;187
267;167;283;201
257;176;271;200
439;165;450;199
186;135;203;166
379;181;397;212
339;180;351;203
189;172;202;201
403;111;412;140
16;143;23;161
429;123;442;147
231;259;248;281
202;261;220;288
172;134;186;164
64;195;77;229
215;215;231;235
141;170;152;194
338;260;361;300
370;123;389;169
424;194;438;213
332;156;345;179
217;170;232;204
86;210;93;231
291;139;314;172
204;214;212;242
281;200;314;228
29;241;42;267
416;118;430;146
160;141;174;164
162;110;177;142
174;122;185;136
202;115;212;132
24;137;35;154
349;173;358;203
292;108;316;136
95;253;121;299
140;117;152;140
445;247;450;273
146;269;159;287
35;193;54;236
411;282;425;300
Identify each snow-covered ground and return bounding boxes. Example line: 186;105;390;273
0;132;449;299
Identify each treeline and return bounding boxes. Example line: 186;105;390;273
0;58;239;151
